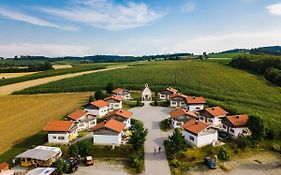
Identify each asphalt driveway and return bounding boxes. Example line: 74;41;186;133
130;101;172;175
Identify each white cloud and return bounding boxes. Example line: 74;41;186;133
181;1;196;13
0;7;78;31
266;3;281;16
38;0;166;31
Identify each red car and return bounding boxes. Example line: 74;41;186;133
84;156;94;166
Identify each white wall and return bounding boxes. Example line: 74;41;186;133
85;106;108;116
199;115;222;127
184;130;218;148
229;127;247;138
93;133;122;145
188;104;204;112
124;118;131;129
48;132;78;144
108;102;122;110
172;119;183;128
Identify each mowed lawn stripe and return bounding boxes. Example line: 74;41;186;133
0;93;89;154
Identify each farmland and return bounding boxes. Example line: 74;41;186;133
17;60;281;133
0;93;89;156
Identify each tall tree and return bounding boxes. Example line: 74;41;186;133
248;115;266;141
106;82;114;94
94;90;105;100
167;128;186;154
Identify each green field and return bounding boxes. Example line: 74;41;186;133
0;63;109;87
208;52;246;58
16;60;281;133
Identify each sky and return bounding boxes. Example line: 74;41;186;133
0;0;281;57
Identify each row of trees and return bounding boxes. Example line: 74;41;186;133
229;55;281;86
0;61;53;73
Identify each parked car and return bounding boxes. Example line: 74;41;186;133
204;157;217;169
218;130;229;140
64;158;79;173
84;156;94;166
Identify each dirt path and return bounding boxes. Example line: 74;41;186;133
0;66;127;96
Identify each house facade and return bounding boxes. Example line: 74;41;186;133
92;119;126;145
84;100;108;116
67;110;97;131
141;83;152;101
16;146;62;167
199;107;228;127
221;115;251;138
106;109;133;129
112;88;131;100
104;95;123;111
186;96;206;111
182;119;218;148
169;108;198;128
43;120;78;144
169;93;188;107
159;87;178;100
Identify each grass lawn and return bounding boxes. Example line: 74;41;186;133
0;93;90;156
17;60;281;133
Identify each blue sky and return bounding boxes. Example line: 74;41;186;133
0;0;281;57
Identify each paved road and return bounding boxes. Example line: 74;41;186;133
130;101;172;175
0;66;127;96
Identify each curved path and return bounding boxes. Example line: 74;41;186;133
0;66;127;96
130;101;172;175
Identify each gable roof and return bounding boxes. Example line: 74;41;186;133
104;95;123;102
186;96;206;104
43;120;74;132
107;109;133;119
160;87;178;94
224;115;249;127
112;88;123;94
0;162;9;170
169;108;197;119
90;100;109;108
182;119;210;135
93;119;125;133
67;110;87;120
170;93;188;100
204;107;228;117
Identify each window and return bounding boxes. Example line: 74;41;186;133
196;107;200;110
223;125;226;129
53;136;57;139
208;119;213;122
114;104;119;107
58;136;65;140
189;136;194;141
200;117;204;121
172;101;177;105
161;95;165;98
230;129;235;133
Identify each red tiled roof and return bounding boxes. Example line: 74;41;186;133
169;108;197;119
90;100;109;108
161;87;178;94
67;110;87;120
104;95;123;102
205;107;228;117
107;109;133;119
43;120;74;132
170;93;187;99
112;88;123;94
186;96;206;104
0;162;9;170
182;119;210;135
225;115;249;127
93;119;125;133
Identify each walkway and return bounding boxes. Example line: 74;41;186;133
130;101;172;175
0;65;127;96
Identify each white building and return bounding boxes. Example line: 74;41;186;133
43;120;78;144
159;87;178;100
186;96;206;111
169;108;198;128
169;93;188;107
141;83;152;101
106;109;133;129
112;88;131;100
104;95;123;111
92;119;126;146
84;100;109;116
67;110;97;131
199;107;228;127
182;119;218;148
26;167;56;175
221;115;251;138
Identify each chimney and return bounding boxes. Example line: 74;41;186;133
192;96;195;99
120;110;123;113
195;121;198;124
212;107;215;110
236;115;240;119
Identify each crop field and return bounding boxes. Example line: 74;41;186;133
0;72;37;79
0;63;109;87
18;60;281;133
0;93;89;155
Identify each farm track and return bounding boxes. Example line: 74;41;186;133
0;65;128;96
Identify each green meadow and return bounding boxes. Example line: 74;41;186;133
17;60;281;133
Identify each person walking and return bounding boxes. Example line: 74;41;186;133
154;147;157;154
158;146;161;152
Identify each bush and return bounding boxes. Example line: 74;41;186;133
159;119;172;131
236;137;249;150
218;148;230;161
88;95;94;103
68;144;79;157
76;140;93;157
94;90;106;100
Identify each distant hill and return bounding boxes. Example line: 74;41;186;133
249;46;281;55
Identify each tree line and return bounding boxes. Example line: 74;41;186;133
0;61;53;73
229;55;281;86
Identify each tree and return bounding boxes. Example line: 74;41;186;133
218;148;230;161
76;141;93;157
88;95;94;103
106;82;114;94
68;144;79;157
248;115;266;141
129;120;148;150
55;159;68;175
236;137;249;150
94;90;105;100
167;128;186;154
